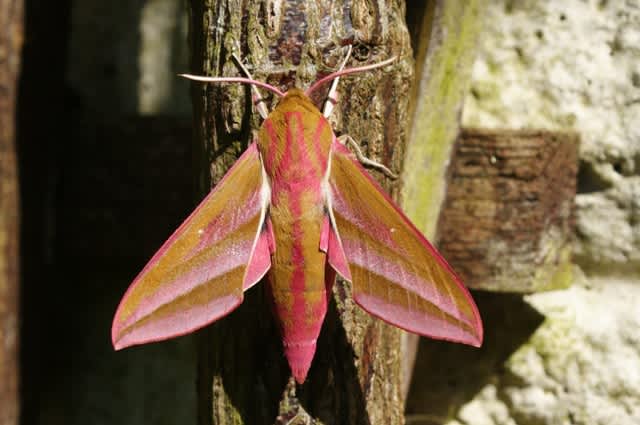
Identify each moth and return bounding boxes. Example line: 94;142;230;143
112;48;483;384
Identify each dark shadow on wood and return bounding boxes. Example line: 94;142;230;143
405;1;435;55
405;291;545;423
198;282;289;425
301;293;371;425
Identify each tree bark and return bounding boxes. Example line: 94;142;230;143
0;1;22;424
188;1;412;423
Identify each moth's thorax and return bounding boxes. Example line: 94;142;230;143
257;89;334;188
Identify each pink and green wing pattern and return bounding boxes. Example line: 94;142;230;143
328;141;483;347
112;143;271;350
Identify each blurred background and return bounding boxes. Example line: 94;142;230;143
3;0;639;424
18;1;197;424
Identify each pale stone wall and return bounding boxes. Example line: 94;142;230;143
455;1;640;424
463;0;640;273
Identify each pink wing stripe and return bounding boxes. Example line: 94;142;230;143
117;239;253;333
320;215;352;281
114;294;240;350
186;193;263;262
329;187;399;252
354;293;482;347
330;142;455;274
320;215;330;252
328;219;352;281
243;221;273;290
266;216;276;254
339;237;468;322
330;141;477;302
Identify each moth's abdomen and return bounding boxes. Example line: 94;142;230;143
267;201;328;383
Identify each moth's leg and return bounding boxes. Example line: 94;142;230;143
232;54;270;120
322;45;353;118
337;134;398;179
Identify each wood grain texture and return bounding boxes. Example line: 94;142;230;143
188;0;412;423
0;1;22;424
437;129;579;293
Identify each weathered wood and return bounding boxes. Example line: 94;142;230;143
401;0;485;399
188;1;412;423
437;128;579;293
0;1;23;424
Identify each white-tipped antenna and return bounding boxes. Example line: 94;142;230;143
179;74;285;98
230;55;271;119
305;55;397;98
322;45;353;118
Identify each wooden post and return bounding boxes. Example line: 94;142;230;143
0;1;23;424
437;129;579;293
401;0;485;398
405;129;578;423
188;0;412;423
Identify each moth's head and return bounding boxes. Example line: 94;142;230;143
273;88;319;114
282;87;309;100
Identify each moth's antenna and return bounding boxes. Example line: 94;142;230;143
179;74;285;97
322;45;352;118
180;56;284;120
305;55;397;97
180;68;286;117
230;55;271;119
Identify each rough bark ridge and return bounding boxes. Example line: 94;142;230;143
0;1;22;424
188;1;412;423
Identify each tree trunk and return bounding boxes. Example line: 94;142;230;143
0;1;23;424
187;1;412;423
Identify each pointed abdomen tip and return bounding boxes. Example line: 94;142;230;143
293;368;310;385
284;340;317;384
